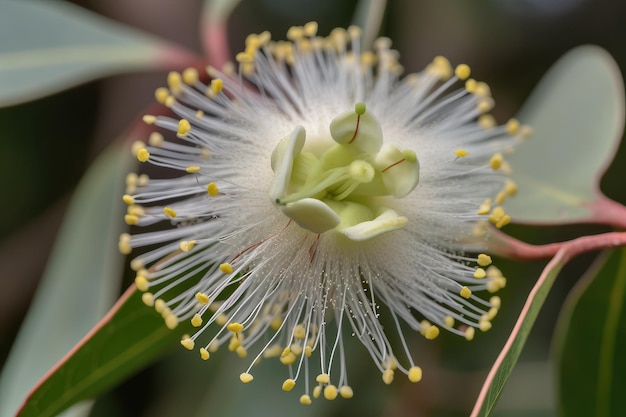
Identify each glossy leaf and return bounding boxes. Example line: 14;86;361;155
0;144;134;417
470;251;567;417
0;1;197;107
554;248;626;417
505;46;625;224
15;286;194;417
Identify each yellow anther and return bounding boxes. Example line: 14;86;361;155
200;147;210;158
262;344;282;359
207;182;219;196
361;51;377;66
496;215;511;229
282;378;296;391
474;268;487;279
475;81;491;97
506;118;520;135
477;254;492;266
179;240;196;252
191;314;203;327
136;148;150;162
479;320;492;332
165;314;179;329
313;386;322;399
495;191;507;205
477;198;492;215
505;180;518;196
486;307;499;321
141;292;154;307
163;207;177;218
239;372;254;383
454;149;469;158
424;325;440;340
180;337;195;350
293;324;306;339
124;214;139;225
182;67;198;85
290;343;303;356
478;114;496;129
303;21;318;37
304;345;312;357
195;292;210;305
208;340;220;353
324;385;338;400
490;296;501;309
465;78;477;93
444;315;455;327
455;64;471;80
490;153;503;170
178;119;191;136
209;78;223;96
154;298;166;313
287;25;304;40
127;205;144;216
131;140;145;155
270;316;283;330
167;71;182;95
227;322;243;333
220;263;234;274
382;369;394;385
235;51;254;64
214;314;226;326
130;259;143;272
339;385;354;398
279;352;297;365
460;286;472;299
520;125;534;138
465;327;475;341
134;275;149;292
164;96;175;108
300;394;312;405
195;110;204;119
316;373;330;384
118;233;132;254
154;87;169;104
137;174;149;186
408;366;423;382
228;335;240;351
186;165;200;174
432;55;452;80
148;132;164;147
478;99;494;113
236;346;248;358
200;347;210;360
142;114;157;125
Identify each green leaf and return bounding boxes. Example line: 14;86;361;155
470;252;567;417
0;1;197;107
505;46;624;224
15;286;194;417
0;144;134;417
554;248;626;417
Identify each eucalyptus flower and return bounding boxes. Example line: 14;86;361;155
118;22;528;404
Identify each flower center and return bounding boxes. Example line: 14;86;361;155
270;103;420;241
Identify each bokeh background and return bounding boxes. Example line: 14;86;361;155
1;0;625;416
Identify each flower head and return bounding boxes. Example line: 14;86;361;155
119;22;528;403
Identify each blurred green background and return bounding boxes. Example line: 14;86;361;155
1;0;625;416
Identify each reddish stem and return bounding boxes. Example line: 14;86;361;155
588;194;626;230
202;20;231;70
471;231;626;417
